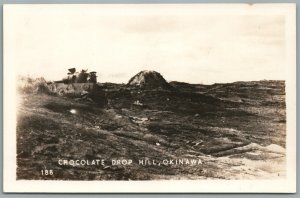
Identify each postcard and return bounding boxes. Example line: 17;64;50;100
3;4;296;193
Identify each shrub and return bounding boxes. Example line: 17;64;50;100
17;76;51;94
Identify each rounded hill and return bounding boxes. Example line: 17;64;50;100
127;70;172;89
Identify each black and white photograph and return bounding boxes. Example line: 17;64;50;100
3;4;296;193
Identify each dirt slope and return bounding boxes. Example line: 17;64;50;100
17;80;286;180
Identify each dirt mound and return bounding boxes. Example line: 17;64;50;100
128;70;171;89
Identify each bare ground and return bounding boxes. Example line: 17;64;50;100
16;80;286;180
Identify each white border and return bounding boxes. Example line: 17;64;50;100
3;3;296;193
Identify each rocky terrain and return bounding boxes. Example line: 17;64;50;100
16;71;286;180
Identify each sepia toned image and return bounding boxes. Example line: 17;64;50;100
3;4;296;193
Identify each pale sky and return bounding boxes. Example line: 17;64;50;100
5;4;289;84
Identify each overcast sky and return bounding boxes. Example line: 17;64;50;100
5;4;288;84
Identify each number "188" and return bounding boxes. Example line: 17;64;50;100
41;170;53;176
